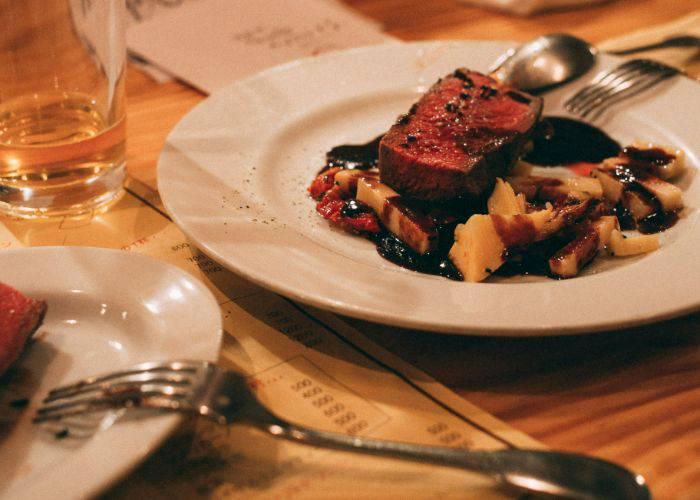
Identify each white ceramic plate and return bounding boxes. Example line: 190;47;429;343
0;247;222;499
157;41;700;335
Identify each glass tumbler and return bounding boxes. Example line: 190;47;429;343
0;0;126;218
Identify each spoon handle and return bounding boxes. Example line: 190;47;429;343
608;35;700;56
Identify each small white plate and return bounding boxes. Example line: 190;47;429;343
157;41;700;335
0;247;222;499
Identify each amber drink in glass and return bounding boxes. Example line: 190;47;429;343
0;0;126;218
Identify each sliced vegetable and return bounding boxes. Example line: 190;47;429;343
488;178;525;216
608;230;659;256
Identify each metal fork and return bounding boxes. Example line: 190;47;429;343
35;360;650;499
564;58;679;119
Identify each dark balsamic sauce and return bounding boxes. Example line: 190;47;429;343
378;196;472;278
606;164;645;185
525;116;621;166
613;202;636;230
623;146;675;170
321;135;383;172
637;211;679;234
374;232;463;280
340;199;372;218
497;235;571;278
491;214;537;248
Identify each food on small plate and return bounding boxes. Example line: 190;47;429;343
308;68;688;282
0;283;46;376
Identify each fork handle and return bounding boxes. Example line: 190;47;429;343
608;35;700;56
256;421;649;499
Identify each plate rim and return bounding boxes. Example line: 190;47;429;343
157;39;700;336
0;246;223;499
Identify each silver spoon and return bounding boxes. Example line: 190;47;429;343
491;33;698;94
491;33;598;94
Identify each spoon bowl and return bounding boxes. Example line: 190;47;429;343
492;33;597;94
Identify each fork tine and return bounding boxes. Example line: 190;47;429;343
46;360;204;400
583;69;676;119
564;59;646;110
565;58;679;119
44;372;195;403
35;399;124;423
572;67;651;114
566;63;648;113
34;384;191;423
586;58;644;88
578;74;652;117
580;65;676;116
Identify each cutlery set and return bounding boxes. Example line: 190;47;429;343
35;360;651;500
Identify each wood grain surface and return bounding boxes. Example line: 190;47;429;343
121;1;698;498
346;0;700;44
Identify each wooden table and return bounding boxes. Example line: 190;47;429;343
125;1;699;497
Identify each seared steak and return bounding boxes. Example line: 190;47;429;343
0;283;46;376
379;69;543;202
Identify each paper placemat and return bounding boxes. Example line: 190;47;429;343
0;182;540;498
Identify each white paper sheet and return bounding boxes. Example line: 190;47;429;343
127;0;396;94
